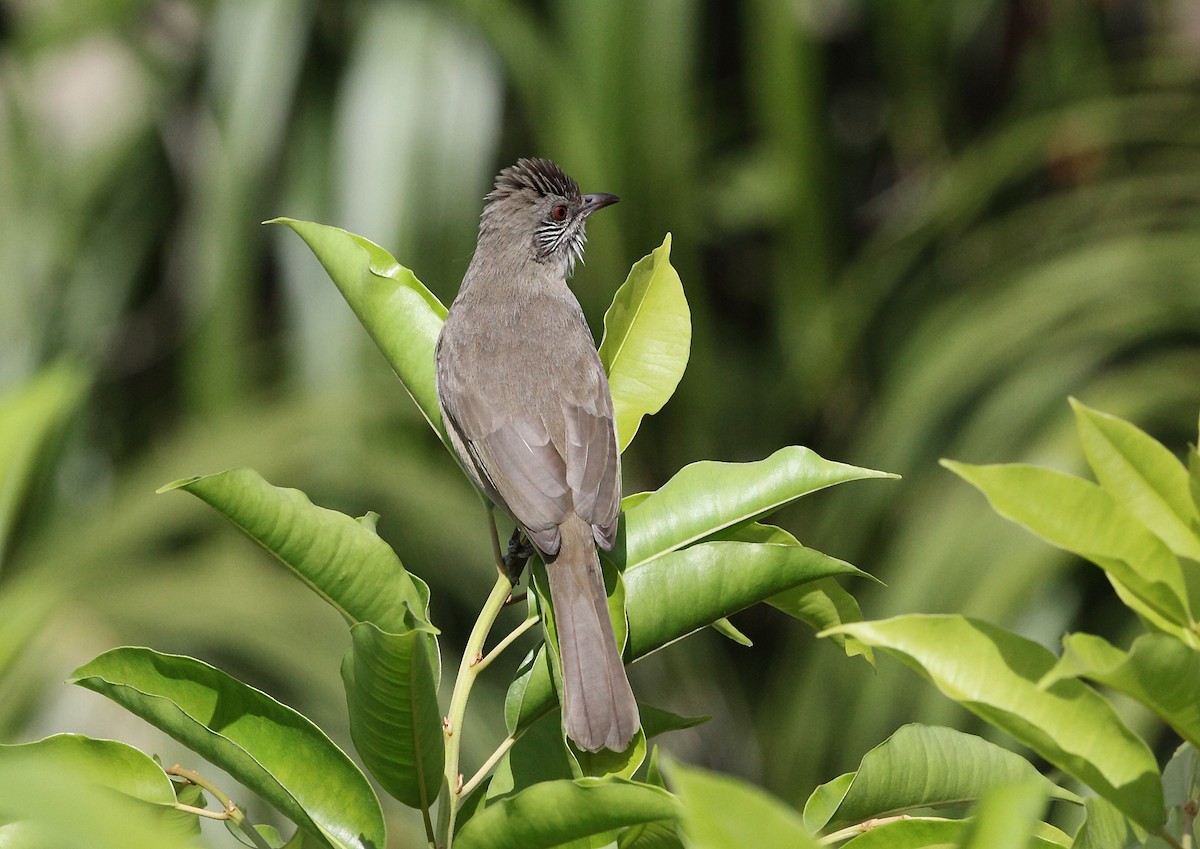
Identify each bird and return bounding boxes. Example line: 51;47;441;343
434;158;639;752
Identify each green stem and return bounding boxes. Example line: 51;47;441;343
436;570;513;848
820;815;950;844
460;734;516;799
166;765;273;849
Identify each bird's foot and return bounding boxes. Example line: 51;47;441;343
502;527;533;584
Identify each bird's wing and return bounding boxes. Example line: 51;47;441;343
443;387;571;554
562;384;621;550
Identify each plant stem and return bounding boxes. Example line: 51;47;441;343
165;765;273;849
820;815;950;844
436;570;513;848
476;614;539;673
460;734;517;799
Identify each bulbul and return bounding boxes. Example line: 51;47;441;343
435;158;639;753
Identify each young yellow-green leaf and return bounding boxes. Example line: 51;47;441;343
0;734;175;807
341;622;443;809
1071;399;1200;562
943;461;1192;630
667;758;819;849
268;218;448;445
804;724;1078;832
619;446;896;571
597;234;691;452
69;647;385;849
826;615;1164;831
160;468;429;633
455;778;677;849
1041;632;1200;748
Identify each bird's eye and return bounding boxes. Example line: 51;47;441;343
551;204;569;222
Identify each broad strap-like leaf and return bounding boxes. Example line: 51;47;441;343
943;460;1193;633
617;447;896;570
454;778;677;849
159;468;429;633
598;234;691;452
341;622;443;810
1072;398;1200;562
623;540;865;659
960;783;1050;849
69;647;386;849
268;218;448;445
803;724;1079;832
666;758;819;849
1040;632;1200;749
826;615;1164;831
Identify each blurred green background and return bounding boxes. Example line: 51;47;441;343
3;0;1200;843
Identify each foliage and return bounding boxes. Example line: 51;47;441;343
4;1;1200;847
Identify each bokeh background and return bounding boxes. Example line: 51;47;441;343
3;0;1200;843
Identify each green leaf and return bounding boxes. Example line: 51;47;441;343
667;758;819;849
0;756;193;849
268;218;448;445
623;540;864;659
619;820;684;849
1072;399;1200;562
0;734;175;806
341;621;443;809
943;460;1193;632
1041;632;1200;748
0;362;88;569
827;615;1164;831
1069;796;1139;849
618;446;896;570
159;468;429;633
598;234;691;452
960;782;1048;849
455;778;678;849
804;724;1079;832
841;818;1069;849
69;647;385;849
715;521;873;660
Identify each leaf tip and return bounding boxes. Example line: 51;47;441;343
156;476;203;494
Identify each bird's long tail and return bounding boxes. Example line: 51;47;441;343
545;514;639;752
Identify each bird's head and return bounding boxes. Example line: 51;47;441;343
480;158;619;276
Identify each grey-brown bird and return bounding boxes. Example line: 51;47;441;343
435;158;639;752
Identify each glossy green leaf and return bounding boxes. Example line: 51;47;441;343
667;758;819;849
618;446;896;570
598;234;691;452
623;540;864;659
943;460;1193;631
827;615;1164;831
804;724;1078;832
69;647;385;849
0;362;87;569
341;621;443;809
1041;632;1200;748
1072;399;1200;562
960;782;1047;849
160;468;429;632
721;521;873;660
618;820;684;849
0;734;174;806
455;778;677;849
268;217;448;445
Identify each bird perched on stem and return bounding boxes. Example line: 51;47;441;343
435;158;639;752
